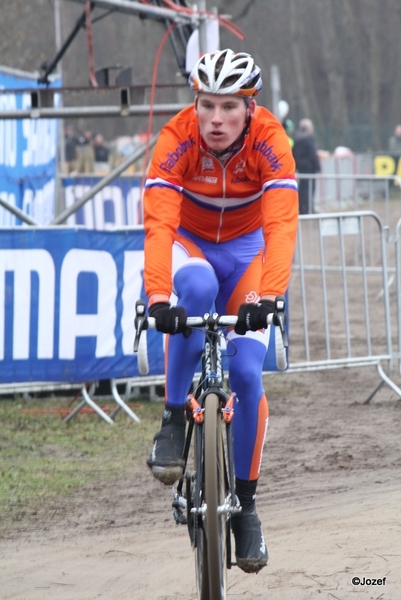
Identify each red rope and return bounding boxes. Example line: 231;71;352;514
160;0;246;41
139;0;245;41
140;22;176;199
86;1;98;87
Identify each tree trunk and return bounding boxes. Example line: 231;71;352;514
314;0;350;148
389;0;401;137
288;0;323;131
362;0;381;150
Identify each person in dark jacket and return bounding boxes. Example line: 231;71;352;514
93;133;109;163
388;124;401;153
64;124;78;173
292;118;321;214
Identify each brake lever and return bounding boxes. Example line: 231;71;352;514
133;299;148;353
275;295;288;348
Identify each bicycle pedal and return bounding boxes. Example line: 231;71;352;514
173;508;187;525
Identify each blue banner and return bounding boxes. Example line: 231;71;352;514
0;227;284;384
63;176;143;228
0;68;61;226
0;227;151;382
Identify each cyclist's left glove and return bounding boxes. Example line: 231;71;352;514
149;302;191;337
235;300;275;335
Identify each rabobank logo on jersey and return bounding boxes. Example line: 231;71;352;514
253;139;283;172
159;135;196;172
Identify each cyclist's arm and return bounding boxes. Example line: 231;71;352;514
260;182;298;297
257;120;298;298
143;119;192;303
144;181;182;303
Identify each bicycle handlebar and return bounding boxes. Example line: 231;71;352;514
133;298;288;375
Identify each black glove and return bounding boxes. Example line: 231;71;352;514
149;302;190;336
235;299;275;335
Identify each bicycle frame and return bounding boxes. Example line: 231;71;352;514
133;300;287;600
174;320;237;505
171;315;240;600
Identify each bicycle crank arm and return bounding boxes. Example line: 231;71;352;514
172;494;187;525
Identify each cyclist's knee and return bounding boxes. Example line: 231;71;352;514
174;263;218;308
231;364;262;395
228;338;266;391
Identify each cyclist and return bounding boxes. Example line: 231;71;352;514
143;49;298;573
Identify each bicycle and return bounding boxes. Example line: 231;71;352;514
133;297;288;600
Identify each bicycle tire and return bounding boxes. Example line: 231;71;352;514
194;412;207;600
199;392;228;600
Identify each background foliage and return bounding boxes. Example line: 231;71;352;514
0;0;400;152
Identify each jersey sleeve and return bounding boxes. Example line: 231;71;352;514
256;114;299;297
143;117;192;301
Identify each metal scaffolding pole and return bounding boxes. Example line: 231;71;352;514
66;0;200;23
0;196;39;225
0;102;189;120
51;133;159;224
54;0;65;217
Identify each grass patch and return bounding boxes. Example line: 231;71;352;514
0;395;162;526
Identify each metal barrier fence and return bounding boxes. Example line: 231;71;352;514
109;210;401;411
58;171;401;231
395;218;401;375
2;199;401;420
288;210;401;403
297;173;401;224
2;210;401;419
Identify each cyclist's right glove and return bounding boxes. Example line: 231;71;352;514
235;300;275;335
149;302;190;336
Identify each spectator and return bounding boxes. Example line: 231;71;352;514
64;124;78;174
93;133;109;163
292;118;321;214
388;124;401;153
282;117;295;148
333;146;354;159
75;130;95;174
93;133;110;173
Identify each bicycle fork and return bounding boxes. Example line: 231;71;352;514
172;394;241;536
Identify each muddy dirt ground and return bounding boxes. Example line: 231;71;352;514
1;365;400;600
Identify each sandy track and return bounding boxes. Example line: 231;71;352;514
2;368;400;599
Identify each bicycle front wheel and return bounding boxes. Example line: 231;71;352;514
199;392;228;600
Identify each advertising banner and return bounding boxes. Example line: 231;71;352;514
0;67;61;226
0;227;283;384
63;176;143;228
374;153;401;185
0;227;151;383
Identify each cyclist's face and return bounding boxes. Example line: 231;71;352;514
196;93;255;151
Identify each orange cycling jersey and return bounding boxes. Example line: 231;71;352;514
143;104;298;301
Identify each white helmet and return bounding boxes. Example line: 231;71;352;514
189;48;262;97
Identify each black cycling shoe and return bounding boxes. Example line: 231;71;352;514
146;406;186;485
231;512;268;573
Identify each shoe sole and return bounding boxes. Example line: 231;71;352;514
236;557;268;574
150;465;183;486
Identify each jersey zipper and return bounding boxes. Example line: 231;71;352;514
217;170;225;243
201;144;245;243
